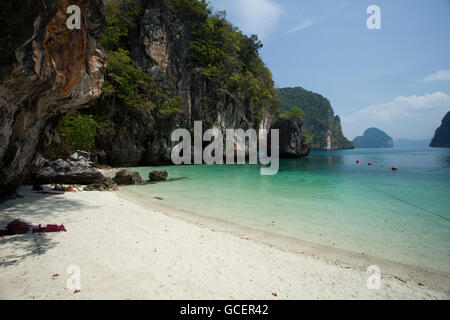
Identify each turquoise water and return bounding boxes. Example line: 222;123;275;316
122;148;450;275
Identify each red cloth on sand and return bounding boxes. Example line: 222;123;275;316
0;219;67;237
32;224;67;233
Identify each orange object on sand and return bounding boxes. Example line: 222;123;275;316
368;162;373;166
392;166;398;171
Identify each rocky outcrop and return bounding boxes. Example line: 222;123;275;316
430;111;450;148
0;0;106;196
278;87;353;150
271;117;310;158
84;178;119;192
36;152;103;185
113;170;145;185
353;128;394;148
149;171;168;182
93;0;281;166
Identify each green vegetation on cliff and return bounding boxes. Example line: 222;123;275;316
100;0;184;117
182;1;280;122
98;0;278;120
44;112;99;158
278;87;353;150
47;0;281;162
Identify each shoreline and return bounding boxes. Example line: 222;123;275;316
117;188;450;291
0;186;449;299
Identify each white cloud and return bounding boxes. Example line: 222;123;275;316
424;70;450;82
212;0;284;39
341;92;450;139
288;19;313;33
286;2;348;34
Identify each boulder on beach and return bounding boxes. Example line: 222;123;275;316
36;152;104;185
149;171;168;182
84;178;119;192
113;170;144;185
69;150;92;162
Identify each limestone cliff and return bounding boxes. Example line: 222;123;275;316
90;0;308;166
271;117;310;158
278;87;353;150
430;111;450;148
0;0;106;195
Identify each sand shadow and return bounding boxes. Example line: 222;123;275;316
0;233;56;267
0;186;97;266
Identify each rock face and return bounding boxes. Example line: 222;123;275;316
93;0;308;166
113;170;145;185
278;87;353;150
271;117;311;158
36;152;104;185
353;128;394;148
430;111;450;148
0;0;107;196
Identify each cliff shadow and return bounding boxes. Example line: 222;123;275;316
0;187;96;266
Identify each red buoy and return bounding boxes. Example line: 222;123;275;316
356;160;360;164
392;166;398;171
368;162;373;166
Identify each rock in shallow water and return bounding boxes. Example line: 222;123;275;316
270;117;311;158
149;171;168;182
113;170;144;185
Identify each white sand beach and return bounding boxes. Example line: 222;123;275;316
0;187;449;300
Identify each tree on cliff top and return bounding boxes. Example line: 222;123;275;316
100;0;279;120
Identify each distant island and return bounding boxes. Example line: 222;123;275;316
278;87;354;150
353;128;394;148
394;138;431;148
430;111;450;148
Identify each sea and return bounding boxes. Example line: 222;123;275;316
118;148;450;275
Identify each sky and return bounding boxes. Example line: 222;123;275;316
208;0;450;140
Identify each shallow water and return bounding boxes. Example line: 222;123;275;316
121;148;450;275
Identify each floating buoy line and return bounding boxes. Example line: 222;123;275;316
352;161;450;223
368;184;450;223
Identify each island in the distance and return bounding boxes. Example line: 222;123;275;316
430;111;450;148
394;138;431;148
353;128;394;148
